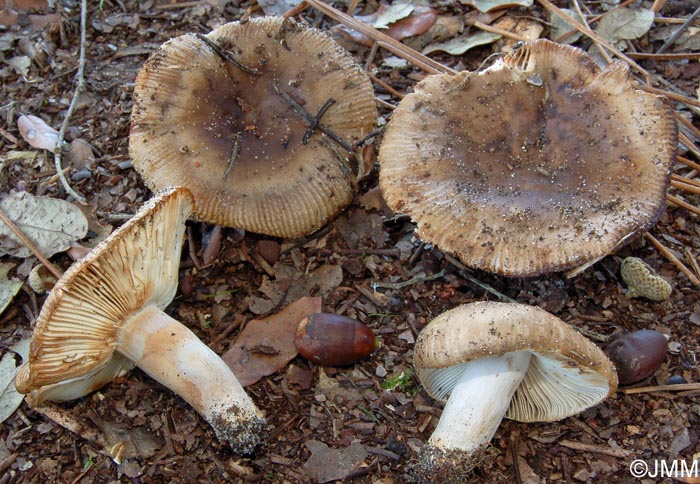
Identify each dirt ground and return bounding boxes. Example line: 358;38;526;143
1;0;699;483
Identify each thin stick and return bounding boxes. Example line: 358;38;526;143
273;82;354;153
302;98;336;144
651;0;666;13
0;206;62;279
676;112;700;140
666;193;700;216
372;269;446;290
282;1;309;18
627;52;700;61
195;33;261;75
683;247;700;282
572;0;613;64
670;179;700;195
555;0;638;43
558;440;633;458
444;253;518;303
153;1;204;9
368;71;404;99
672;173;700;187
622;382;700;394
303;0;454;75
656;5;700;54
680;132;700;160
644;232;700;286
537;0;648;79
638;84;700;109
677;155;700;172
53;0;87;204
472;20;529;42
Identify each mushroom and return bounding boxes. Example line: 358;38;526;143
379;39;677;276
410;301;617;482
15;187;265;454
129;17;377;238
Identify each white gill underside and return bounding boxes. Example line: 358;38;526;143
420;351;611;423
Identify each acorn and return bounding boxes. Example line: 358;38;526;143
605;329;668;385
295;313;379;366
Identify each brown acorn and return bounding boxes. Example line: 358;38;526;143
605;329;668;385
295;313;379;366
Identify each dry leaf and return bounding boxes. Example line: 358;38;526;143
0;339;30;424
0;191;88;258
423;31;501;55
0;263;23;316
494;16;543;50
373;2;415;29
223;296;322;387
595;7;654;44
302;440;368;483
335;4;437;47
549;8;585;44
17;114;59;151
460;0;533;13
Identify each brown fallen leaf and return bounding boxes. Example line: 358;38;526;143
302;440;368;483
335;4;437;47
223;296;322;387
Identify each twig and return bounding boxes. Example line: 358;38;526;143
666;193;700;216
444;254;517;303
572;0;613;64
644;232;700;286
368;71;404;99
683;247;700;282
471;20;529;42
273;82;354;153
627;52;700;61
372;269;445;290
303;0;454;75
555;0;638;43
558;440;633;458
676;112;700;140
510;432;522;484
195;33;261;75
53;0;88;204
0;206;62;279
153;0;204;9
638;84;700;109
656;5;700;54
537;0;648;80
677;155;700;172
651;0;666;12
622;382;700;394
671;179;700;195
680;132;700;160
302;98;336;144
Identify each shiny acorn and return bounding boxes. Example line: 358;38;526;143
605;329;668;385
295;313;379;366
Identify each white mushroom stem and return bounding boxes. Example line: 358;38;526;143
429;351;531;452
117;303;264;451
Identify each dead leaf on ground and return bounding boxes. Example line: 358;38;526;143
16;114;58;151
0;339;30;424
494;16;543;50
302;439;369;483
595;7;654;45
548;8;585;44
335;3;437;47
0;191;88;258
223;296;322;387
0;262;23;315
423;30;501;55
459;0;533;13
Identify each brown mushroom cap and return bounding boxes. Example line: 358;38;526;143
130;17;377;238
379;39;677;276
414;301;618;422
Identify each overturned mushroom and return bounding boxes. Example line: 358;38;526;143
130;17;377;238
380;39;676;276
15;187;265;454
410;301;617;482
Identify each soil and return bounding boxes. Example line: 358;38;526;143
1;0;699;483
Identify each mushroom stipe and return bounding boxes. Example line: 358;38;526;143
15;187;266;454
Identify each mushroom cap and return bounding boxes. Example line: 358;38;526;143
379;39;677;276
414;301;618;422
129;17;377;238
15;187;194;397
